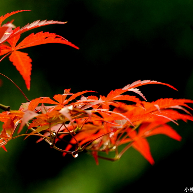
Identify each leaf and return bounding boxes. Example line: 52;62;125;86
126;128;155;164
15;31;79;50
140;123;182;141
0;10;79;89
18;110;38;134
105;89;127;100
132;138;155;165
0;10;30;44
0;18;68;44
0;138;8;150
152;98;193;111
0;26;10;42
2;118;15;138
6;29;20;47
59;106;73;121
154;109;193;123
0;10;30;26
27;125;50;137
122;80;178;91
93;108;133;125
0;44;12;57
53;94;69;104
9;51;32;90
8;20;67;42
0;118;15;150
0;32;79;90
65;90;95;104
1;143;7;151
28;97;58;111
103;80;177;104
91;151;99;165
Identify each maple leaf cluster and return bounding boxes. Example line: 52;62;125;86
0;10;79;90
0;10;193;165
1;80;193;164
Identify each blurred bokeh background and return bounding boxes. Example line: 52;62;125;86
0;0;193;192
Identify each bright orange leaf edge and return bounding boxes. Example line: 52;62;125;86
0;10;79;90
0;80;193;165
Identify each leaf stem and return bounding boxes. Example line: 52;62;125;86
0;72;30;102
118;141;134;158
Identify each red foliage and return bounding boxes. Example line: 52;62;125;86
0;10;79;90
0;11;193;165
0;80;193;164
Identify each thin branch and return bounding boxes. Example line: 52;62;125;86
96;155;120;161
117;141;133;159
0;103;10;111
0;72;30;102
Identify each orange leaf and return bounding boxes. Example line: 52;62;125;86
153;98;193;111
8;20;67;42
65;90;95;104
106;89;127;100
0;10;30;26
53;94;69;104
9;50;32;90
0;11;79;89
0;26;9;40
0;44;12;56
140;123;182;141
122;80;178;91
18;110;38;134
28;97;58;111
15;31;79;50
1;144;7;151
127;129;155;164
7;30;20;48
91;151;99;165
132;138;155;165
0;11;30;44
2;118;15;138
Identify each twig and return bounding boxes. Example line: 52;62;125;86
0;72;30;102
0;103;10;111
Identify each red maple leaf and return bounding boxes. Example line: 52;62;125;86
0;10;79;89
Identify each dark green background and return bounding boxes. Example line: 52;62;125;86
0;0;193;192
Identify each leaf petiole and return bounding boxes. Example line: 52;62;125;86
0;72;30;102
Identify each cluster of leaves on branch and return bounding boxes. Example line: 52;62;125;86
1;80;193;164
0;10;78;90
0;11;193;165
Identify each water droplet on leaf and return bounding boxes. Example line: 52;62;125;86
72;152;78;158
